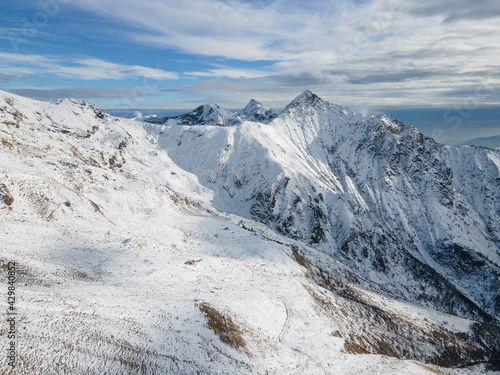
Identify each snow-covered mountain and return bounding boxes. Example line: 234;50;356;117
1;89;499;374
461;134;500;149
241;99;279;123
143;99;278;126
153;90;500;322
142;103;239;126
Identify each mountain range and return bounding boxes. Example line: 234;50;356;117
1;89;499;374
141;98;278;126
461;134;500;149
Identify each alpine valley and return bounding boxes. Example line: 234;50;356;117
0;89;499;374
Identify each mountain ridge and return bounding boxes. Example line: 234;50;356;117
1;88;499;373
145;90;500;323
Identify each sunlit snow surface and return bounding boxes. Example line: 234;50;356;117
0;90;498;374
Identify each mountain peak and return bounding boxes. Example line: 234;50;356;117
243;99;264;113
294;90;320;103
192;103;220;117
246;98;261;107
286;90;324;110
242;99;263;114
176;103;238;126
203;103;220;110
242;99;278;123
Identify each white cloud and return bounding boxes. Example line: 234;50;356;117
62;0;500;106
0;53;178;80
0;52;55;64
9;87;156;100
185;68;269;79
2;0;499;108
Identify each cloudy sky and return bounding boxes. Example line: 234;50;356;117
1;0;499;144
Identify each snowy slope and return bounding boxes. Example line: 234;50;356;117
151;90;500;324
0;90;499;374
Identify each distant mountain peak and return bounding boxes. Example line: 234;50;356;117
241;99;278;123
461;133;500;149
175;103;238;126
298;89;315;97
245;98;261;107
293;90;321;103
285;90;325;112
242;99;263;113
242;99;267;113
203;103;220;110
193;103;220;116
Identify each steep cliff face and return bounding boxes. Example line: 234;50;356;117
152;90;500;323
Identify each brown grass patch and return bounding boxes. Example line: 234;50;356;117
70;146;99;167
198;302;246;351
24;190;53;218
291;245;311;269
344;340;370;354
0;259;30;276
0;183;14;207
0;259;51;286
1;138;14;149
167;188;201;210
89;199;101;213
303;277;486;368
290;245;314;279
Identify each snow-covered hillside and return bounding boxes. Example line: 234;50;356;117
0;90;499;374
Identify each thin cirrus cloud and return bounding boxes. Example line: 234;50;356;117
0;0;499;111
0;53;178;81
185;68;271;79
0;72;17;82
404;0;500;22
66;0;500;107
70;0;345;62
9;87;151;100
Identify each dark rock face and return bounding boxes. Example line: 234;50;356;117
146;90;500;366
242;99;278;123
158;91;500;324
246;93;500;324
